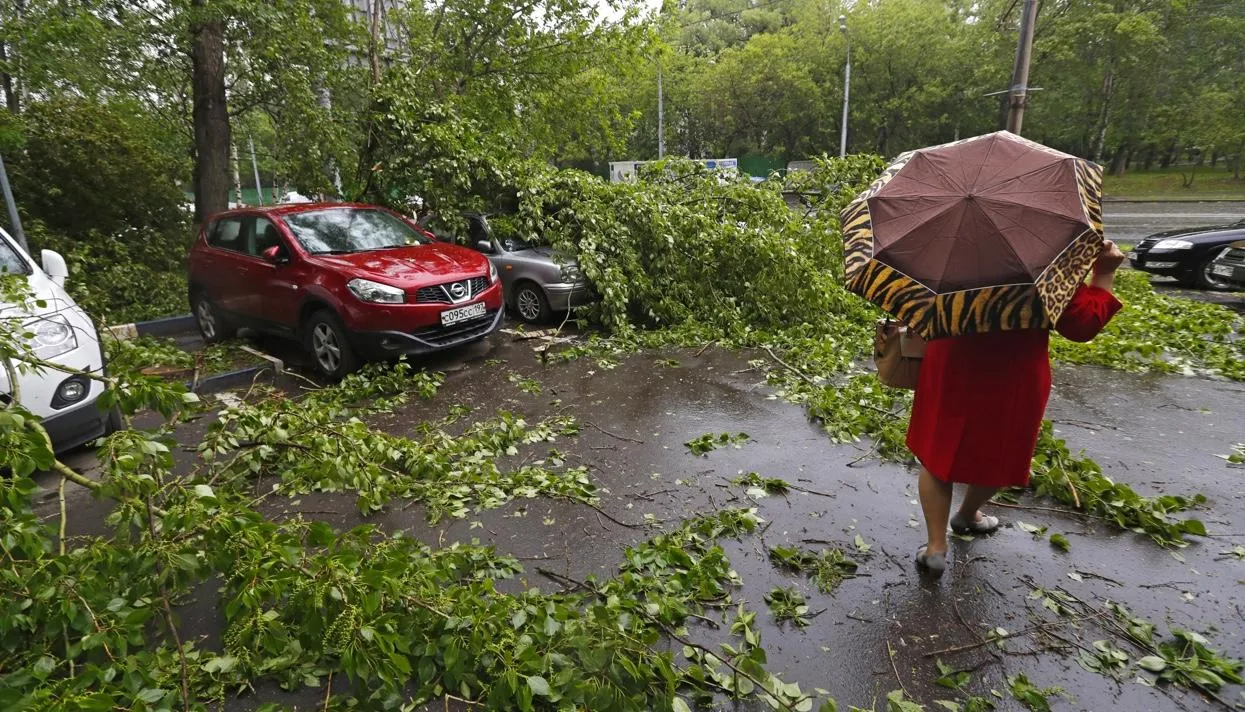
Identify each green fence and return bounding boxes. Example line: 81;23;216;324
739;154;787;179
184;187;282;206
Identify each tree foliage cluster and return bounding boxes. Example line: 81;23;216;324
636;0;1245;175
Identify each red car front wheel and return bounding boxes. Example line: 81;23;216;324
304;310;359;380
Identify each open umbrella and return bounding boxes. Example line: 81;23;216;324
841;131;1104;341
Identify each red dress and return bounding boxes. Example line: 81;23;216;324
906;284;1123;488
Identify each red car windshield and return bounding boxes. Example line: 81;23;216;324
282;208;429;255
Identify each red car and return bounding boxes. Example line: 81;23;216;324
187;203;504;378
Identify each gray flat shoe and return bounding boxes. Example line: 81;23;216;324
916;546;946;574
950;513;1001;534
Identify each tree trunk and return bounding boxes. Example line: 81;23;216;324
368;0;383;84
191;7;230;225
2;0;24;113
0;42;17;114
1142;144;1155;171
1161;140;1178;169
1109;142;1130;177
1091;71;1114;163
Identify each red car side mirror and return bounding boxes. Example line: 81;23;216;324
262;245;288;264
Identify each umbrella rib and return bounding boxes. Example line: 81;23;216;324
908;150;966;193
976;204;1081;280
963;197;1035;281
966;133;1002;189
870;195;965;237
976;159;1069;194
975;195;1093;236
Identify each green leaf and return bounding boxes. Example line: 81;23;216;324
886;689;925;712
137;689;167;704
1049;533;1071;552
1181;518;1207;536
203;655;237;674
1016;520;1047;536
1137;656;1167;672
672;698;692;712
526;675;551;697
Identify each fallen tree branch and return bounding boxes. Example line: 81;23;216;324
583;420;644;444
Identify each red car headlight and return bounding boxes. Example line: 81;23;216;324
347;278;405;304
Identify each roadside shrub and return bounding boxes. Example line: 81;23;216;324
5;98;191;323
27;222;189;324
10;98;189;241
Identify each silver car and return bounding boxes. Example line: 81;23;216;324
419;212;594;323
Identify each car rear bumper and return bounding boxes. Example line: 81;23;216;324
351;306;504;358
544;282;594;311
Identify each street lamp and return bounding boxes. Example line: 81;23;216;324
839;14;851;158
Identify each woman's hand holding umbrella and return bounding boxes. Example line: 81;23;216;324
1091;240;1126;291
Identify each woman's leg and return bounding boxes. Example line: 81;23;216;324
955;485;1000;524
918;467;953;554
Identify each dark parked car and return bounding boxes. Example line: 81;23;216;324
1128;218;1245;289
1209;240;1245;291
188;203;504;379
419;212;594;324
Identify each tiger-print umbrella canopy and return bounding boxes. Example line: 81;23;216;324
841;131;1104;342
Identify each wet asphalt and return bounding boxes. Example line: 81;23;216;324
40;320;1245;711
1103;201;1245;246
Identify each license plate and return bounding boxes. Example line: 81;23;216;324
1212;264;1234;277
440;301;486;326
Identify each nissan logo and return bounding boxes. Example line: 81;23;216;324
449;281;467;299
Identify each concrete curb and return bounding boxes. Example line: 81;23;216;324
108;314;196;341
188;364;274;393
238;345;285;375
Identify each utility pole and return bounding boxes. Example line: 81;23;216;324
1006;0;1038;134
0;153;27;251
248;135;264;206
838;15;851;158
657;61;665;159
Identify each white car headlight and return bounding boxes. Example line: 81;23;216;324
27;314;78;360
347;278;405;304
560;262;582;282
489;261;498;283
1152;239;1194;251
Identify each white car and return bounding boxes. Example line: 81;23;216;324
1;227;115;452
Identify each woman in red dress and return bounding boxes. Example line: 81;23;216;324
907;241;1127;573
